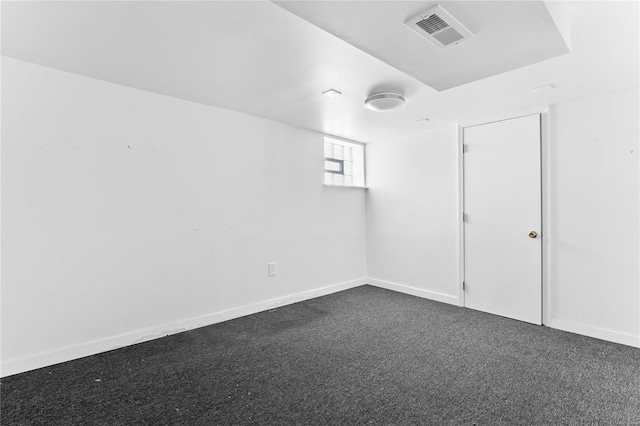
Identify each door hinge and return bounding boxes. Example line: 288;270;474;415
462;212;467;222
463;144;469;153
462;281;466;291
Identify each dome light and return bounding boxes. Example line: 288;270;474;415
364;92;405;112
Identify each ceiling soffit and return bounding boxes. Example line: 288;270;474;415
274;1;571;91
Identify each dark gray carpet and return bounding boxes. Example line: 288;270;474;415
2;285;639;425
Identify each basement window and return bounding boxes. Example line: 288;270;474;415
324;137;366;188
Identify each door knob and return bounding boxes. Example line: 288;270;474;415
529;231;538;239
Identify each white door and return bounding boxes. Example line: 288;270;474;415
463;114;542;325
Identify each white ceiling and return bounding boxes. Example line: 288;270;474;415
2;1;638;144
274;1;571;91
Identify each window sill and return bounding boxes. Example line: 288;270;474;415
323;184;368;190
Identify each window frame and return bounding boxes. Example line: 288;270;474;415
324;158;345;175
323;136;367;189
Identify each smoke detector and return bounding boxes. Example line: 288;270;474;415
405;5;474;49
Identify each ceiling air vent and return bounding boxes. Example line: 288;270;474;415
405;5;474;49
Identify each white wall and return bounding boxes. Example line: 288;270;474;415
3;58;637;378
547;89;639;346
366;126;460;304
366;90;639;348
1;58;367;376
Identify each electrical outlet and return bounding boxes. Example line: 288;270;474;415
268;262;277;276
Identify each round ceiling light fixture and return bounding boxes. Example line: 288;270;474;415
364;92;405;112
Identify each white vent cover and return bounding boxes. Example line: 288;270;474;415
405;5;474;49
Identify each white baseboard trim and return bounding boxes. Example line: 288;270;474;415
1;278;367;378
367;278;459;306
548;318;640;348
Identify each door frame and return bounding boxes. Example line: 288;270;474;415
456;107;551;326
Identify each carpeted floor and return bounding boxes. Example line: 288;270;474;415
2;285;639;425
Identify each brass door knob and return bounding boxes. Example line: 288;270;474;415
529;231;538;239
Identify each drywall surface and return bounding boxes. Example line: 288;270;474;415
366;126;459;302
1;58;367;375
548;89;639;345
